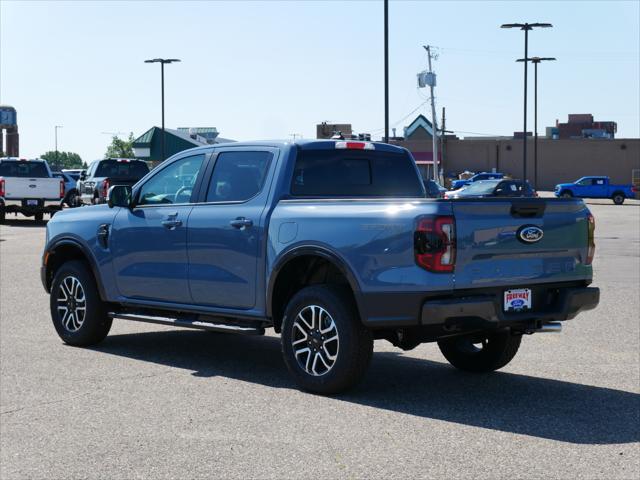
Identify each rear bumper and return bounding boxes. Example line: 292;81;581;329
1;197;63;211
359;283;599;329
421;286;599;326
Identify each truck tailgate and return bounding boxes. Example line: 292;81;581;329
3;177;61;199
452;198;592;289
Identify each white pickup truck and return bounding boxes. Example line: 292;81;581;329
0;158;64;222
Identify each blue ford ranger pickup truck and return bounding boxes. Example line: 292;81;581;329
554;176;637;205
42;140;599;394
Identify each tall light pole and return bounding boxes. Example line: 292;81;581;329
54;125;63;170
144;58;180;162
517;56;556;189
501;22;552;182
383;0;389;143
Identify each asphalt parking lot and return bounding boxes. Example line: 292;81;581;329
1;200;638;479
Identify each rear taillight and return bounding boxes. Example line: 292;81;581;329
60;180;65;199
586;212;595;265
0;178;5;197
414;216;456;272
632;186;639;193
102;179;110;198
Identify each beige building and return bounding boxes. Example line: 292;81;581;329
316;122;352;139
393;115;640;191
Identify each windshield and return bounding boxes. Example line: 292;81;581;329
459;180;501;195
0;161;49;178
94;160;149;179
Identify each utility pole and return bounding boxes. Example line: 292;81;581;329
54;125;63;170
423;45;439;182
439;107;454;185
383;0;389;143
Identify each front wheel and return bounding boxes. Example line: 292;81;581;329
281;286;373;394
612;193;625;205
437;331;522;373
50;260;112;346
560;191;573;198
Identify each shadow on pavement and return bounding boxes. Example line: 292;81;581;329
0;219;48;227
93;329;639;445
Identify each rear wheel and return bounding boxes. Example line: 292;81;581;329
65;190;79;207
281;285;373;394
50;260;112;346
34;212;44;222
438;331;522;373
612;193;625;205
0;207;5;223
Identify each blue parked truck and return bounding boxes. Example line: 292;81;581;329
555;176;637;205
41;140;599;394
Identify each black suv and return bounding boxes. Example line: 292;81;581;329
77;158;149;205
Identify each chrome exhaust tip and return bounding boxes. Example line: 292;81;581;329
536;322;563;333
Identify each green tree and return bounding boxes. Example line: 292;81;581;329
40;151;84;170
105;132;135;159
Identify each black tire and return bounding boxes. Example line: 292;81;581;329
612;193;625;205
34;212;44;222
560;191;573;198
50;260;112;346
281;285;373;394
437;331;522;373
64;190;79;207
0;207;5;223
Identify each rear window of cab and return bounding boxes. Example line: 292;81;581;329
0;161;49;178
291;149;424;197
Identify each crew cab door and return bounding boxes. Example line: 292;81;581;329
111;153;207;303
187;148;277;309
571;177;594;197
589;177;607;197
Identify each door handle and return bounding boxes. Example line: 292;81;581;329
229;217;253;229
161;219;183;229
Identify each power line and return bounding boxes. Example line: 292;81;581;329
366;100;429;134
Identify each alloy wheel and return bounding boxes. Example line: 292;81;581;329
291;305;339;376
56;276;87;332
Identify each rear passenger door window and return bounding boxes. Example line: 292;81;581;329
205;151;272;202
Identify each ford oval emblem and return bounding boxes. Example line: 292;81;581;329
517;225;544;244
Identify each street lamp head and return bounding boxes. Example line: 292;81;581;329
144;58;181;64
517;57;557;63
501;22;553;30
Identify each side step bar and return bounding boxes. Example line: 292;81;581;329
108;312;265;335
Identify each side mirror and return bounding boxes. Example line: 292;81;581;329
80;172;87;181
107;185;132;209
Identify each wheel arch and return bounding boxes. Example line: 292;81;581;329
44;238;107;300
267;245;363;332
